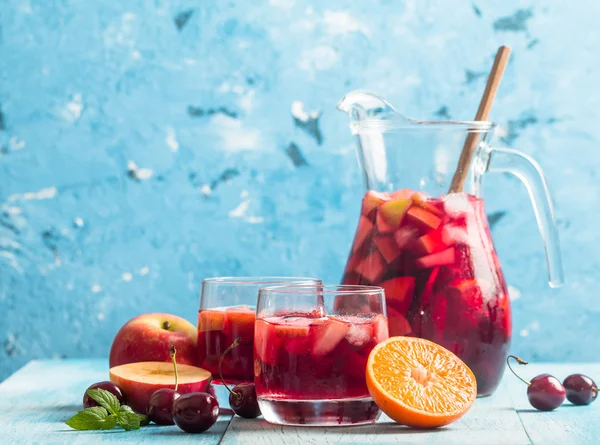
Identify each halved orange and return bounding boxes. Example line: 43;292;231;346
366;336;477;428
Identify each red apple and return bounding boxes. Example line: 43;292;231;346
109;361;211;414
109;313;198;368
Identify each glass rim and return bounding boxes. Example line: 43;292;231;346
202;276;321;286
350;120;496;133
259;284;384;295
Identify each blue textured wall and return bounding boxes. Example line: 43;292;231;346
0;1;596;380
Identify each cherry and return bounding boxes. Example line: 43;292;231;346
172;392;219;433
563;374;598;406
83;381;125;408
219;337;261;419
507;356;565;411
147;345;180;425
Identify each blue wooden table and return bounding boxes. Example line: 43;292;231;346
1;359;598;444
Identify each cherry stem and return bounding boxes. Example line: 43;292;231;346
219;337;242;400
506;355;531;386
170;345;179;392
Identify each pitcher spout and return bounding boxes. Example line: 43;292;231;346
337;90;402;121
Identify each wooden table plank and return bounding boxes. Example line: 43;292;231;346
0;359;232;445
505;363;600;445
221;378;531;445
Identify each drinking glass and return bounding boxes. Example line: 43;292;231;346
197;277;320;385
255;284;388;426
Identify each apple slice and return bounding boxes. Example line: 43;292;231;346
411;192;444;217
410;229;447;256
376;210;396;234
352;216;375;252
406;207;441;233
355;250;386;283
415;247;455;269
110;361;211;414
372;314;389;344
254;319;282;365
311;318;351;357
379;198;412;227
379;276;415;314
224;307;255;344
198;310;226;332
362;190;389;215
374;235;401;264
386;307;412;337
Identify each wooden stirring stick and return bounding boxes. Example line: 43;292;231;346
448;46;511;193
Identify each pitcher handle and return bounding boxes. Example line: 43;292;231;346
486;147;564;288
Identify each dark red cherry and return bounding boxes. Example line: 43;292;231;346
563;374;598;406
83;381;125;408
218;337;262;419
507;356;565;411
147;388;180;425
527;373;566;411
229;383;261;419
172;392;219;433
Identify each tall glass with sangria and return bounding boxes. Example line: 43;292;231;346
337;91;563;396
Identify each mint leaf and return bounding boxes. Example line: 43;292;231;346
116;405;142;431
65;407;117;430
86;388;121;415
139;414;150;426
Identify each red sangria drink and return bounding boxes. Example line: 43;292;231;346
341;190;511;396
255;285;388;426
198;278;320;387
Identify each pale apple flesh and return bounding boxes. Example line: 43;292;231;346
109;361;211;414
109;313;198;368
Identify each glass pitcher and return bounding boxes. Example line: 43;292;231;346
337;90;563;397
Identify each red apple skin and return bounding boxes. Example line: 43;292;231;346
109;313;198;368
109;362;211;414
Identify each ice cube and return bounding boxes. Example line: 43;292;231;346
443;193;472;217
345;323;372;347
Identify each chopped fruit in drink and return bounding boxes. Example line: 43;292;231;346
390;189;413;199
386;307;412;337
372;314;390;343
224;307;255;344
410;229;447;256
353;216;375;252
415;247;455;269
379;276;415;314
355;250;386;283
198;310;226;332
362;190;390;215
394;226;419;249
311;318;351;357
376;210;396;234
411;192;444;217
254;320;281;365
406;207;441;232
379;198;412;227
366;337;477;428
374;235;402;264
344;251;363;274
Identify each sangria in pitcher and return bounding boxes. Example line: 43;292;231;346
338;91;563;396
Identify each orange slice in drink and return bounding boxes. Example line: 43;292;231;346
366;336;477;428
